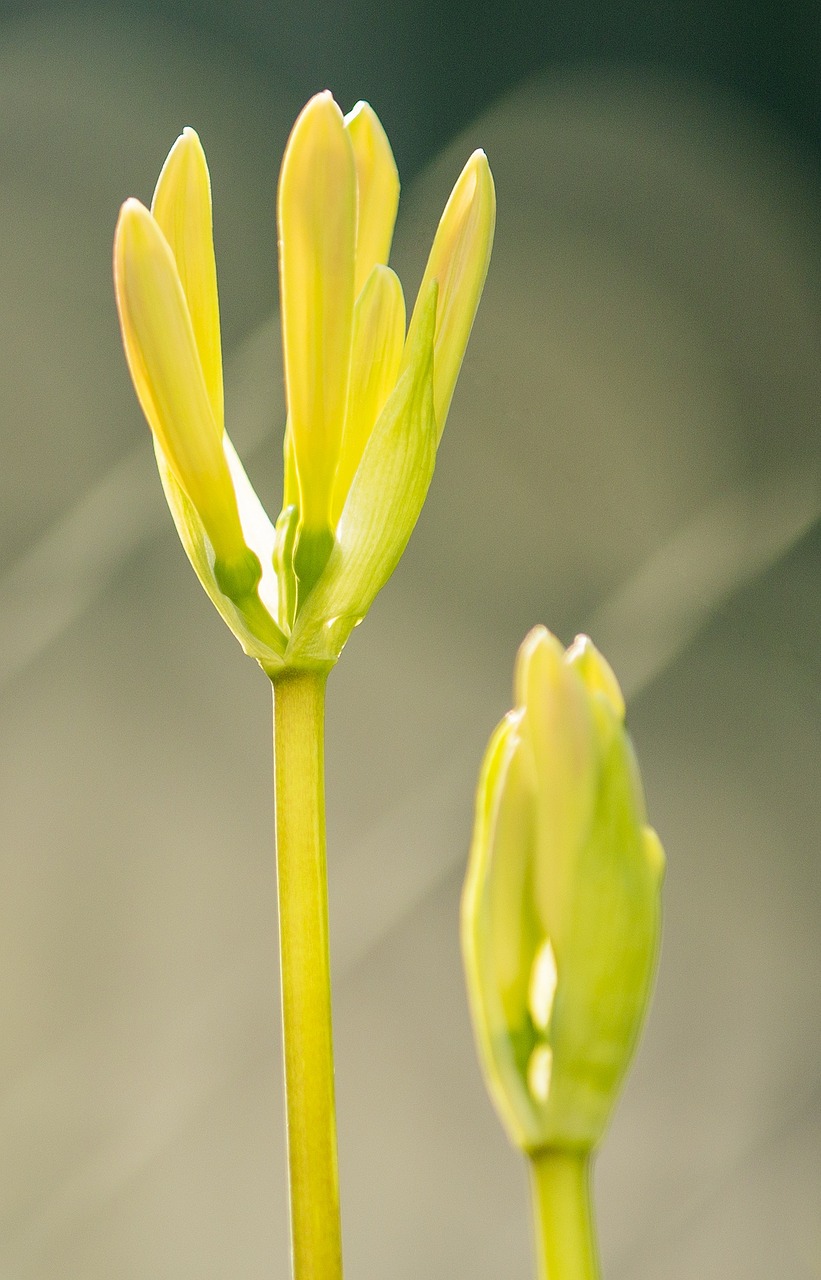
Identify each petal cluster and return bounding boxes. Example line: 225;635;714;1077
461;628;665;1154
114;93;495;674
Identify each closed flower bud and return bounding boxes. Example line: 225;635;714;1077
461;628;664;1154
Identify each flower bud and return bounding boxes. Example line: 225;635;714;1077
461;628;664;1154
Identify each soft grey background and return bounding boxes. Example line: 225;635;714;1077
0;6;819;1278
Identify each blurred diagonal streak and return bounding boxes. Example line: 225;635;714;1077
586;472;821;701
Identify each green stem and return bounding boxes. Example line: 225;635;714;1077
528;1151;601;1280
272;670;343;1280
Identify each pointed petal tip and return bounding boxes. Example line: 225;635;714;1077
280;91;351;189
114;201;147;314
460;151;495;232
114;198;157;262
344;99;395;156
469;149;496;207
173;126;206;162
299;89;342;124
466;147;489;170
458;147;494;191
566;634;626;720
117;195;148;224
514;626;563;707
165;126;199;153
280;93;348;185
153;126;208;188
522;623;554;649
343;99;393;148
344;99;370;123
367;260;401;289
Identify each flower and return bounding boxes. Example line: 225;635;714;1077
114;93;495;674
461;628;665;1154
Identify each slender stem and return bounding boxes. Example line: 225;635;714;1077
272;670;343;1280
528;1150;601;1280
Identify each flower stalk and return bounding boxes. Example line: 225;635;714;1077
272;671;342;1280
529;1151;600;1280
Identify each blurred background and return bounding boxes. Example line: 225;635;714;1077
0;1;819;1277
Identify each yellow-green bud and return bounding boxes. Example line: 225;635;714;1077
461;627;664;1155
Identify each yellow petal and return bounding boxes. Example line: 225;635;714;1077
151;127;224;430
113;198;248;574
344;101;400;296
461;710;541;1149
331;264;405;524
278;91;356;534
565;633;626;721
514;627;598;949
406;149;495;437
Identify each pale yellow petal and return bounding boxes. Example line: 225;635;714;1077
514;627;598;948
565;633;626;721
113;198;247;572
151;127;224;430
344;101;400;296
277;91;356;533
406;149;495;437
331;264;405;524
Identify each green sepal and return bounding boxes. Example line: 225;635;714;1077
214;547;262;599
154;434;287;666
286;279;438;666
